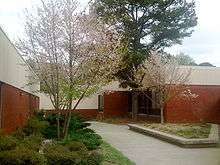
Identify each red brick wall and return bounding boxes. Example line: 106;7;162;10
165;85;220;124
44;109;99;120
0;83;39;133
103;91;129;118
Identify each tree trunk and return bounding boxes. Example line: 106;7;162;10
132;92;138;120
56;112;61;139
160;107;164;124
63;86;90;139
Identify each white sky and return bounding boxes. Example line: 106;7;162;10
0;0;220;66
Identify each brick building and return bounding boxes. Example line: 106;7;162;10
41;66;220;124
0;27;40;133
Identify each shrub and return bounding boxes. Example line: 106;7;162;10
77;128;95;134
84;151;103;165
69;132;102;150
35;111;102;151
68;114;91;132
42;124;57;139
44;144;86;165
36;112;95;140
23;117;49;136
0;135;18;151
13;128;26;140
65;141;87;152
0;146;46;165
36;113;60;139
18;135;43;151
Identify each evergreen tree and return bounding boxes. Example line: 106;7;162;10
93;0;197;87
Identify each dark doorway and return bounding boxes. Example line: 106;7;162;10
138;91;152;114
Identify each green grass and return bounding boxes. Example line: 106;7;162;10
143;123;211;139
101;141;135;165
95;117;144;125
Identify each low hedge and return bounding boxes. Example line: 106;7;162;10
0;112;103;165
0;146;46;165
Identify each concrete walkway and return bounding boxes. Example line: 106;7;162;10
90;122;220;165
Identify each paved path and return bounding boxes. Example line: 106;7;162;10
90;122;220;165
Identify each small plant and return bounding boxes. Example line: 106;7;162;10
18;135;44;151
84;151;103;165
65;141;87;152
23;117;49;136
68;132;102;150
0;113;104;165
12;128;26;140
0;146;46;165
0;134;18;151
44;143;86;165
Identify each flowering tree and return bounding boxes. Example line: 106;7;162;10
17;0;121;138
132;52;197;123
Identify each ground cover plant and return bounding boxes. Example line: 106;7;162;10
101;142;135;165
143;123;211;139
37;111;103;150
0;112;103;165
96;117;144;125
0;112;135;165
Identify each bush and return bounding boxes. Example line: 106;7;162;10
0;135;18;151
13;128;26;140
84;151;103;165
36;113;60;139
44;143;87;165
35;112;96;140
0;146;46;165
35;111;102;152
68;132;102;150
23;117;49;136
68;114;91;132
18;135;44;151
65;141;87;152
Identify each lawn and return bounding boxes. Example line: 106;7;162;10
96;117;143;125
101;141;135;165
142;123;211;139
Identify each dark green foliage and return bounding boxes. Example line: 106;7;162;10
0;135;18;151
0;113;103;165
35;112;59;139
68;132;102;150
93;0;197;87
65;141;87;152
64;113;102;150
23;117;49;136
35;111;102;150
18;135;44;151
44;143;86;165
36;112;88;139
12;128;26;140
0;146;46;165
69;114;91;132
84;151;103;165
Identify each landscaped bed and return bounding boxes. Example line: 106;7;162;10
96;117;144;125
0;111;136;165
142;123;211;139
128;123;218;148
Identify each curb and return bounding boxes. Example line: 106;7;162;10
128;124;219;148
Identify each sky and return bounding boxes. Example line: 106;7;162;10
0;0;220;66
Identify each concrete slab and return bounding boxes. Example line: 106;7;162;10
90;122;220;165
